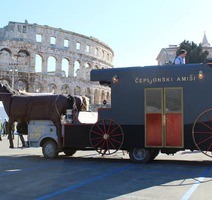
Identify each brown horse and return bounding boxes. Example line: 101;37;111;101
0;84;82;149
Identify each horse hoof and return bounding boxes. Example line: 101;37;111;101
9;146;14;149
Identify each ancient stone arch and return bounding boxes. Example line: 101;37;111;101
33;81;42;93
101;90;106;104
35;54;42;72
74;60;81;78
106;91;111;104
0;78;9;85
16;79;28;91
94;89;100;104
1;48;11;55
61;84;70;94
74;86;81;96
48;83;57;94
61;58;69;77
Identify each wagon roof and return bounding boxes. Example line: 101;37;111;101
90;63;204;85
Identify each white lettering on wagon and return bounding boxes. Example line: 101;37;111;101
176;75;196;82
135;74;196;84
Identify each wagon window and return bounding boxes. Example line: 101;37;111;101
145;89;162;113
165;88;182;112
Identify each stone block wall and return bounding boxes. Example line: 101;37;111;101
0;20;113;106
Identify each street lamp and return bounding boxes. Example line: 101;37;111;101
9;55;19;90
9;63;18;90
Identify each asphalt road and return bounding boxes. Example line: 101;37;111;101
0;136;212;200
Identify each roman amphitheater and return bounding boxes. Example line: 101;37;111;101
0;20;113;107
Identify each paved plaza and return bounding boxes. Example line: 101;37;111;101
0;135;212;200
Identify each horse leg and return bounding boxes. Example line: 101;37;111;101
55;121;62;150
8;120;14;148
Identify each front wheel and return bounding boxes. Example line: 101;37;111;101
129;148;151;163
42;140;58;159
89;119;124;155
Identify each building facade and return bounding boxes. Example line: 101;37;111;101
156;32;212;65
0;20;114;105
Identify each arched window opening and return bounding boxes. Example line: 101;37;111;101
16;80;27;91
94;65;98;69
47;56;56;72
102;50;105;59
95;48;98;55
85;63;91;68
86;45;90;53
61;84;70;94
74;86;81;96
101;91;105;104
48;83;57;94
85;62;91;80
17;50;30;66
23;25;27;33
0;48;11;66
36;34;42;42
62;58;69;77
106;92;111;104
0;48;11;55
64;39;69;47
76;42;80;50
50;36;56;45
85;87;91;97
0;79;9;85
94;89;99;104
74;60;80;77
35;54;42;72
18;49;30;56
33;82;42;93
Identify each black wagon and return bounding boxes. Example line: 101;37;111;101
61;61;212;163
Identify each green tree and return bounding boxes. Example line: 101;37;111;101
176;40;209;64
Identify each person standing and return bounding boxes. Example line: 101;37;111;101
174;49;187;64
3;118;8;136
11;122;15;140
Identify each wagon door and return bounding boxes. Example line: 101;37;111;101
145;88;183;148
164;88;183;147
145;88;163;147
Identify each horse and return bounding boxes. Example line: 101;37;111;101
0;84;83;149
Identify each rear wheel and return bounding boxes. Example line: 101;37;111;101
63;150;77;156
129;148;151;163
192;109;212;158
42;140;58;159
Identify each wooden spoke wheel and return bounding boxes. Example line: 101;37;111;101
89;119;124;155
192;109;212;158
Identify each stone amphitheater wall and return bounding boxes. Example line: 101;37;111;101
0;21;113;105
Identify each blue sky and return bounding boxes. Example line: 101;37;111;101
1;0;212;67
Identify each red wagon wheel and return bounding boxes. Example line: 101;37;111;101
192;109;212;158
89;119;124;155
